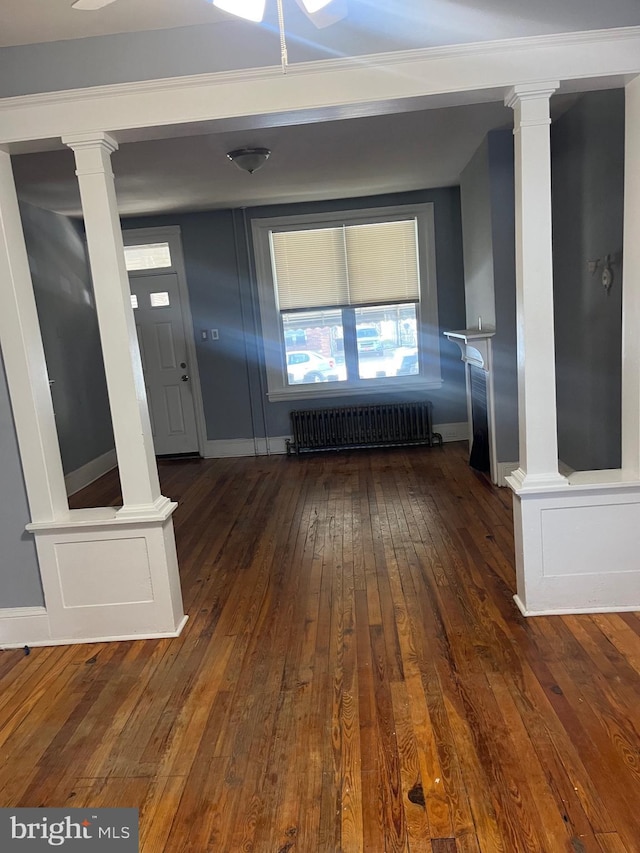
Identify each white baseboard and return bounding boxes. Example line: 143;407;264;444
204;426;469;459
204;436;290;457
514;595;640;617
496;461;519;487
204;438;262;458
266;436;290;454
0;608;188;649
433;422;469;443
65;448;117;496
0;606;51;648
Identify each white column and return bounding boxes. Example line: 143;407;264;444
63;132;169;516
621;75;640;477
0;148;68;521
505;83;566;489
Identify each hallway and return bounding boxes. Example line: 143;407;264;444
1;443;639;851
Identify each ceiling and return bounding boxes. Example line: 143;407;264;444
6;0;639;217
3;0;640;51
13;101;518;217
0;0;229;47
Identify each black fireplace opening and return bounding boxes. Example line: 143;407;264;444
469;365;490;473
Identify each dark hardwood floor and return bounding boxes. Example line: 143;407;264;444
1;442;639;852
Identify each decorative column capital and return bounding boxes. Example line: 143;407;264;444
61;131;119;155
505;82;560;110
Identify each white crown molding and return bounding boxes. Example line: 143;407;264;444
1;27;640;146
1;25;640;113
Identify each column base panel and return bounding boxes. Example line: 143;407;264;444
512;476;640;615
11;506;188;649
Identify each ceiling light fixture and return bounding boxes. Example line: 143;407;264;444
226;147;272;174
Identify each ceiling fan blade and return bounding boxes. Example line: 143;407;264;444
294;0;347;28
72;0;119;10
213;0;266;22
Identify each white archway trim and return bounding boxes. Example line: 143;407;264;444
1;27;640;147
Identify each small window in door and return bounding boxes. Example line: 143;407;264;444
124;242;172;271
150;292;170;308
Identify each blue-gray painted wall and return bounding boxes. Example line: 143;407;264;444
460;137;496;329
459;130;519;466
487;129;519;465
125;187;469;441
552;90;624;471
20;202;115;476
0;348;44;608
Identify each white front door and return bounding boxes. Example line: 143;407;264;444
129;271;199;456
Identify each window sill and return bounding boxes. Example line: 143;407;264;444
267;377;443;403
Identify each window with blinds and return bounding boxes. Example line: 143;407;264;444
252;203;441;400
271;219;420;311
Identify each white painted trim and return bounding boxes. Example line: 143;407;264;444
204;426;466;458
1;28;639;110
64;448;117;497
2;26;638;114
266;436;290;455
435;422;469;443
513;595;640;617
24;513;186;645
204;439;259;458
252;203;441;401
496;461;519;487
511;484;640;614
203;438;285;457
0;150;69;521
0;609;188;649
0;607;50;648
2;29;640;148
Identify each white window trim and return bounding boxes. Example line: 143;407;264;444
252;203;442;402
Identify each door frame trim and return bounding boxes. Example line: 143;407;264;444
122;225;207;457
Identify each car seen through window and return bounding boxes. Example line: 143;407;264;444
286;351;339;385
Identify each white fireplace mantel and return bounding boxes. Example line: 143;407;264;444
443;329;495;369
444;328;498;485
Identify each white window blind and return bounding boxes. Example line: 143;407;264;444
272;219;420;311
271;227;347;310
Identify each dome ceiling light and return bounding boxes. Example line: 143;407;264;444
226;147;272;174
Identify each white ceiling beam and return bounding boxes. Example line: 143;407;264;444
0;27;639;147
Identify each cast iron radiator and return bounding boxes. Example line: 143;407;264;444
286;402;442;455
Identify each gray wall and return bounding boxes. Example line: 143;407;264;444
460;138;496;329
552;90;624;471
487;130;519;464
459;131;519;465
20;202;114;476
126;187;468;442
0;348;43;608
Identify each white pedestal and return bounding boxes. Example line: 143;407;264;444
0;506;188;647
509;472;640;615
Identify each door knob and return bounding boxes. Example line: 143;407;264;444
181;374;189;382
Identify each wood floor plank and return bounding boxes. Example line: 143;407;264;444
2;444;639;852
